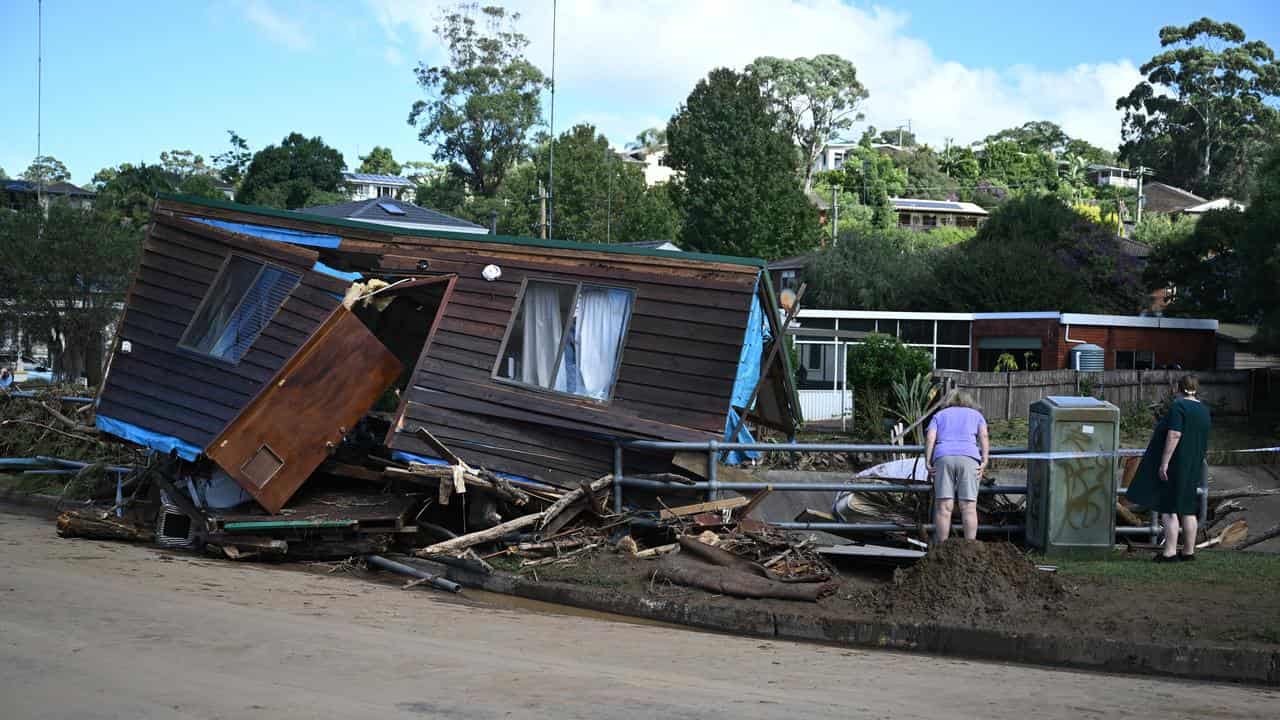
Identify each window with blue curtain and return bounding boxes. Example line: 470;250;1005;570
180;255;300;364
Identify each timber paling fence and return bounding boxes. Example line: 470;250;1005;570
933;369;1255;420
611;440;1203;541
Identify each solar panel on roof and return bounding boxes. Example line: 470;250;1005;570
377;202;406;216
897;199;964;210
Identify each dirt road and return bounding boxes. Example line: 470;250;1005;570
1;510;1275;719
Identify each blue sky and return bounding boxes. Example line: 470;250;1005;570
2;1;1277;186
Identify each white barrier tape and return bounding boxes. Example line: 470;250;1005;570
991;446;1280;462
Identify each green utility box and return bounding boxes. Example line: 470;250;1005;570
1025;396;1119;555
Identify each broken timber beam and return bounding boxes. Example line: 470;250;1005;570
413;511;547;558
658;496;748;520
386;465;529;506
539;475;612;531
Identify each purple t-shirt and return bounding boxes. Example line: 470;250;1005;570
927;407;986;462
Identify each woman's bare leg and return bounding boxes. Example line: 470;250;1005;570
959;500;978;540
1180;514;1198;556
934;499;955;543
1160;513;1179;557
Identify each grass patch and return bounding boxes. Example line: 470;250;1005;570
1049;548;1280;586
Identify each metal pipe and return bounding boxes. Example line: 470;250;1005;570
366;554;461;593
621;440;1029;454
773;522;1024;534
706;439;718;502
34;455;135;474
617;477;1029;494
7;391;95;403
612;442;623;514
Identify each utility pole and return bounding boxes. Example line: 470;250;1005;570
536;181;548;239
1134;165;1154;225
831;185;839;245
546;0;558;240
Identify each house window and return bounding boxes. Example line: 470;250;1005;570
808;343;823;369
922;214;938;228
179;255;300;364
378;185;396;198
780;270;798;291
898;211;912;227
494;279;635;401
1116;350;1155;370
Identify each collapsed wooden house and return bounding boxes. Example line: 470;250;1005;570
95;194;801;512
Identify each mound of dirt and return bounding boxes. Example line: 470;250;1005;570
869;540;1068;623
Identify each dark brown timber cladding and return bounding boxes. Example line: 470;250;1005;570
97;214;346;450
376;241;759;483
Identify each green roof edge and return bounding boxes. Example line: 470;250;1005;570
156;193;765;268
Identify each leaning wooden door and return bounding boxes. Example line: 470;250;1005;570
206;306;402;513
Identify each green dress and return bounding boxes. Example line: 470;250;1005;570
1127;397;1212;515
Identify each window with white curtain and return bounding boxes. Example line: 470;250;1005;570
493;279;635;401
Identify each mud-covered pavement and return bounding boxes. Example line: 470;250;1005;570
1;510;1276;720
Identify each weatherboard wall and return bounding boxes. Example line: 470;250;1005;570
96;213;349;450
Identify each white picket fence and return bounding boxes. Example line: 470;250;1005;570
798;389;854;421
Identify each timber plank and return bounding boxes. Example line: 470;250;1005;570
391;431;597;488
615;364;735;397
125;295;304;359
97;390;226;438
431;330;501;357
620;348;739;379
626;331;741;361
403;403;613;469
116;319;278;384
435;316;506;340
105;368;242;424
107;354;255;407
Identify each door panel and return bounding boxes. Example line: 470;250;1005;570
206;306;402;513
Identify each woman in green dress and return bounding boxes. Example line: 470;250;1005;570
1127;375;1212;562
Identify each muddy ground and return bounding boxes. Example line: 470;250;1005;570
521;539;1280;651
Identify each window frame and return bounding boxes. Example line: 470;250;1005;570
490;276;636;404
177;253;297;367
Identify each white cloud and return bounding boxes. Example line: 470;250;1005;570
365;0;1142;150
384;46;405;66
242;0;312;51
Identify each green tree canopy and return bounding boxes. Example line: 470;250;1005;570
21;155;70;184
236;132;347;209
212;130;252;187
804;226;937;310
0;204;140;383
928;194;1145;313
1143;208;1247;319
1117;17;1280;198
978;141;1059;193
93;162;224;226
158;149;209;178
665;68;817;258
1238;144;1280;347
357;146;403;176
982;121;1071;154
746;54;868;192
408;3;547;198
495;124;678;243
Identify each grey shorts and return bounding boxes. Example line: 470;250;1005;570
935;455;978;502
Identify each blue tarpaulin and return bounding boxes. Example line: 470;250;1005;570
312;261;361;281
190;218;342;249
95;414;202;461
723;273;771;465
390;450;557;491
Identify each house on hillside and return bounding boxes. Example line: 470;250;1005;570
813;142;860;174
893;198;988;230
1140;182;1245;216
92;193;799;513
343;172;414;201
2;179;96;211
1087;165;1139;190
297;198;488;234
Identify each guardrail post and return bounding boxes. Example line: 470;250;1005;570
613;441;624;514
707;440;719;502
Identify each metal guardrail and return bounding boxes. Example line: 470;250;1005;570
611;440;1206;542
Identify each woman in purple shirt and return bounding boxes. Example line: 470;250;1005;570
924;392;990;542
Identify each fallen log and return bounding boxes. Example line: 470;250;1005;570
1116;500;1144;527
1207;487;1280;502
56;509;154;543
654;554;834;602
635;543;678;558
539;475;612;531
1236;522;1280;551
414;511;547;558
677;535;770;578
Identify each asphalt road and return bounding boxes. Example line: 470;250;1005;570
1;510;1276;719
